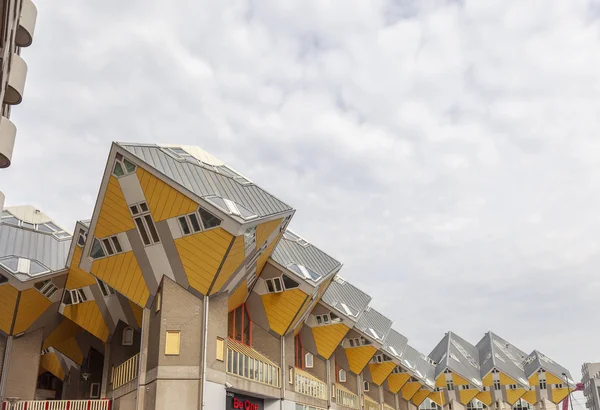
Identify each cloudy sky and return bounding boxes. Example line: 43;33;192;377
4;0;599;385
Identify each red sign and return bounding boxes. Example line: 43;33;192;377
227;393;263;410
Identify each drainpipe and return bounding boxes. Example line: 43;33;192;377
326;359;332;409
280;336;286;410
135;308;148;410
395;392;399;410
200;296;209;410
0;335;13;402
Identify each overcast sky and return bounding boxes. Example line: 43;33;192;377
3;0;599;385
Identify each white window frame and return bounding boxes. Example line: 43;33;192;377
97;279;116;297
339;369;347;382
265;277;283;293
90;382;101;399
130;202;160;246
69;288;88;305
364;381;370;392
35;280;59;299
305;352;314;368
122;326;134;346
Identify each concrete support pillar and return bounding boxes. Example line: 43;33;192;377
100;343;111;398
135;308;149;410
358;373;363;410
0;335;13;401
379;385;384;410
395;393;400;410
326;359;332;408
3;329;43;401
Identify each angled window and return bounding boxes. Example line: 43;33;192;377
391;366;404;374
265;277;283;293
34;280;58;299
90;382;101;399
122;327;134;346
178;208;221;237
246;265;257;290
460;385;470;390
282;274;299;290
288;263;321;281
338;369;347;382
0;211;19;226
130;202;160;246
29;260;49;276
97;279;116;297
228;304;251;346
493;380;501;390
77;229;87;247
90;238;106;259
0;274;7;284
447;380;454;391
295;334;305;369
206;196;257;220
112;155;136;178
198;207;221;229
65;288;88;305
508;384;518;390
91;235;123;259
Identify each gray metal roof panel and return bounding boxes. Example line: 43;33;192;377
524;350;574;385
401;345;422;374
271;231;342;279
0;224;71;274
382;329;409;360
321;276;371;320
477;332;529;387
415;355;436;388
119;143;294;219
430;332;482;387
355;306;392;342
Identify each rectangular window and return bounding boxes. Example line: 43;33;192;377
132;202;160;245
305;352;314;368
97;279;115;297
90;382;100;398
539;380;547;389
165;331;181;355
244;227;256;255
155;291;162;313
216;337;224;361
493;380;501;390
227;304;252;346
265;277;283;293
447;381;454;391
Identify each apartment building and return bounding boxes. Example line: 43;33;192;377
582;363;600;410
0;0;37;212
0;142;576;410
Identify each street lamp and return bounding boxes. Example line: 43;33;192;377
562;373;574;410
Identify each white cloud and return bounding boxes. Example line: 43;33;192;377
4;0;599;377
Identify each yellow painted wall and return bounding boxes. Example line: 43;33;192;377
129;300;143;328
506;388;527;405
312;323;350;359
476;391;492;406
529;373;539;386
40;353;65;380
256;218;283;247
482;372;493;387
436;375;446;388
500;372;518;385
0;284;18;334
388;373;410;393
521;390;537;405
346;345;377;375
412;389;431;406
551;388;569;404
401;382;422;401
66;246;97;290
228;281;248;311
369;362;396;385
91;251;149;307
63;301;110;342
43;319;83;365
13;288;52;334
257;234;281;276
546;372;564;385
175;228;232;295
136;167;197;222
261;288;307;335
210;235;245;294
94;176;135;239
429;391;447;406
452;373;472;387
458;389;479;405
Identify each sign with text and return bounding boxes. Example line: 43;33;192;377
226;392;264;410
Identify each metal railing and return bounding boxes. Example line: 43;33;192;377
363;396;379;410
226;339;280;388
111;352;140;389
2;400;111;410
334;383;359;409
294;368;328;400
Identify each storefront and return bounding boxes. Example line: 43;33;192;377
227;391;265;410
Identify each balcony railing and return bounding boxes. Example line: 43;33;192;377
111;353;139;389
226;339;280;388
294;368;328;400
335;383;359;409
364;396;379;410
384;404;396;410
2;400;111;410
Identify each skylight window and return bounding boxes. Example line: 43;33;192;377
0;256;19;273
0;213;70;238
337;302;357;317
205;196;257;220
403;359;415;369
283;231;310;247
388;346;399;357
288;263;321;281
367;328;380;340
0;257;49;276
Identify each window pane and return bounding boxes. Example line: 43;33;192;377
0;257;19;272
274;278;282;292
113;161;124;177
234;306;242;341
282;275;299;289
29;260;48;275
188;213;201;232
178;217;191;235
199;208;221;228
111;237;123;253
227;310;234;339
130;205;139;215
102;238;114;255
123;158;136;173
266;280;275;293
135;217;151;245
140;202;149;212
90;238;106;259
37;223;54;233
144;215;160;243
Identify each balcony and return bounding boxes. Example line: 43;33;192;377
15;0;37;47
111;353;139;389
4;54;27;105
335;383;359;409
294;368;328;400
226;339;280;388
1;400;111;410
364;396;379;410
0;115;17;168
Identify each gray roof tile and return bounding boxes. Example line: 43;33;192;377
355;307;392;342
321;276;371;320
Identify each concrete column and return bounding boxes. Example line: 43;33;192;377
3;329;43;400
326;359;332;408
358;373;363;410
0;335;13;401
379;385;384;410
100;343;111;398
395;393;400;410
135;308;149;410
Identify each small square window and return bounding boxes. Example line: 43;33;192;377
165;331;180;355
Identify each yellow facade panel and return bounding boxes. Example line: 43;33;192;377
429;391;447;406
13;289;52;334
0;284;18;334
551;388;569;404
261;288;307;335
452;373;472;387
228;281;248;311
136;168;197;222
312;323;350;359
63;301;110;342
546;372;564;385
529;373;539;386
43;319;83;365
210;235;245;294
412;389;431;406
66;246;97;290
482;372;493;387
369;362;396;385
175;228;232;295
521;390;537;405
40;353;65;380
476;391;492;406
505;388;526;405
91;251;149;307
436;375;446;388
129;299;143;328
256;219;282;247
94;176;135;239
401;382;422;401
458;389;479;405
499;372;518;386
345;345;377;375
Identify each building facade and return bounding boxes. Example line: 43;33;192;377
582;363;600;410
0;143;576;410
